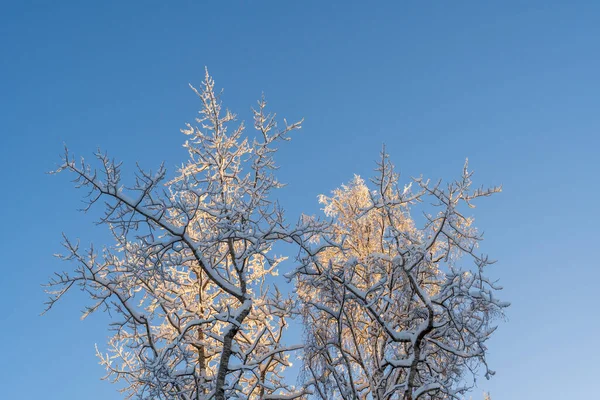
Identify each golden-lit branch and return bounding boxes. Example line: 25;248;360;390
46;70;306;400
292;151;507;400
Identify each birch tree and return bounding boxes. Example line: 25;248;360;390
45;70;308;400
291;151;508;400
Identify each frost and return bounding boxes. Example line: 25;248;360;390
291;152;507;399
45;70;309;400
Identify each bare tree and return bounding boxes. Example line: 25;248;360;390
45;70;508;400
45;70;309;400
291;150;508;400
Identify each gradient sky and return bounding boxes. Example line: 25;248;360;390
1;1;599;399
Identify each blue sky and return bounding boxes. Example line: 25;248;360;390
1;1;599;398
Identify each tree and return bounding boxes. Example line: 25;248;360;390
45;70;309;400
45;71;507;400
291;151;508;399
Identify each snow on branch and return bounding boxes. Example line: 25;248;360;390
46;70;306;400
292;150;507;400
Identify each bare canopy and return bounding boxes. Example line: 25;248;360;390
46;71;507;400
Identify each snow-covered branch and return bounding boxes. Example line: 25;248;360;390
292;151;507;400
46;70;306;400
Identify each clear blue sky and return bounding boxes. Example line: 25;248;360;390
1;1;598;398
